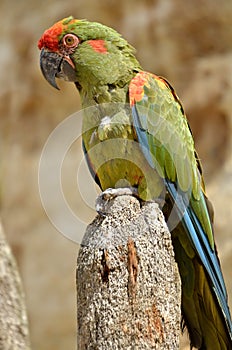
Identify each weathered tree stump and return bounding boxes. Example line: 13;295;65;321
77;195;181;349
0;221;30;350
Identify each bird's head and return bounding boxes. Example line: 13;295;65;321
38;16;140;91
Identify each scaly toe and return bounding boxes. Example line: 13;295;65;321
100;187;138;201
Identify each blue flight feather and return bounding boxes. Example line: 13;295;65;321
132;103;232;341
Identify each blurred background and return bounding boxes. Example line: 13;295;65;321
1;0;232;349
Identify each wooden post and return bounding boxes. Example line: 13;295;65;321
77;195;181;349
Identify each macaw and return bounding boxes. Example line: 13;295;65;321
38;16;232;349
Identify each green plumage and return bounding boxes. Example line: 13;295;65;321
38;17;232;349
130;73;214;249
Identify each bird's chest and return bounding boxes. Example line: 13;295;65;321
82;109;163;200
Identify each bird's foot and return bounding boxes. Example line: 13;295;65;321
96;187;139;215
96;187;164;215
100;187;139;201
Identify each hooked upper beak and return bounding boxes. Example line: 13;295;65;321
40;49;77;90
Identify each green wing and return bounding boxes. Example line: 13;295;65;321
129;71;232;349
129;71;213;246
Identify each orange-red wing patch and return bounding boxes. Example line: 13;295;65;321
129;71;152;106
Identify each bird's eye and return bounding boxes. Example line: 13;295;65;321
62;34;79;48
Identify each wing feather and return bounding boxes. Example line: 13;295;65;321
129;71;232;347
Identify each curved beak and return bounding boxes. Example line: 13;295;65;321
40;49;62;89
40;49;77;90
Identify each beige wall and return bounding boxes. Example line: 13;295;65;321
1;1;232;349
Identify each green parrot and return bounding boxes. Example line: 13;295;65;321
38;16;232;349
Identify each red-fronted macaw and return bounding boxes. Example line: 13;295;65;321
38;17;232;349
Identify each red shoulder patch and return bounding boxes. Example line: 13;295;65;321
88;40;108;54
129;71;151;106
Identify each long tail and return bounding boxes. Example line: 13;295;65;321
166;181;232;349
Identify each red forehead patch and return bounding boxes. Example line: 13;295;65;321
38;20;63;51
88;40;108;54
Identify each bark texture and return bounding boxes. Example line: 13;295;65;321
77;195;181;349
0;222;30;350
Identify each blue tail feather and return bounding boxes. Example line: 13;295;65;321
132;104;232;342
166;181;232;340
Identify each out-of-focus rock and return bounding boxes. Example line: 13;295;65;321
1;1;232;349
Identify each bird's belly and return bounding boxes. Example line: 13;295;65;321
88;138;164;201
